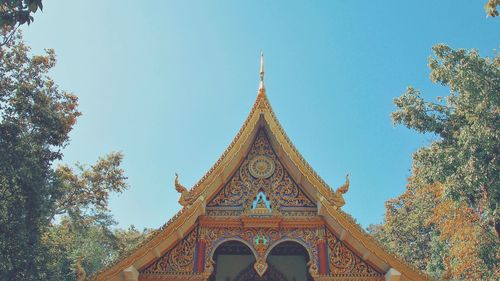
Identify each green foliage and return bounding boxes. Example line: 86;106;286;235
42;152;144;280
373;45;500;279
369;177;447;279
392;45;499;235
41;153;149;280
0;0;43;27
0;29;80;281
0;29;148;281
0;1;44;45
53;152;128;222
43;215;150;281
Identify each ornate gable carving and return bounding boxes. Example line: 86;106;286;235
93;57;428;281
326;228;383;279
207;129;316;216
141;227;198;276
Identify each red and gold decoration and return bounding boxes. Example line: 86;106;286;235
140;129;383;280
93;54;427;281
142;228;198;275
207;130;316;217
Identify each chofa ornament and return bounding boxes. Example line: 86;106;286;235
323;173;350;208
174;173;196;207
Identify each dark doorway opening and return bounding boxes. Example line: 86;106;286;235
210;241;255;281
210;240;313;281
266;241;314;281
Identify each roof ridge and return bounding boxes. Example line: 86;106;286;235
189;92;264;195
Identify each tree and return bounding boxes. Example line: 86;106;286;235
42;152;141;280
429;185;498;279
372;45;500;279
486;0;500;17
0;27;149;281
0;29;80;280
369;174;446;280
53;152;128;223
41;153;150;281
0;1;43;45
392;45;499;237
43;215;150;281
0;0;43;28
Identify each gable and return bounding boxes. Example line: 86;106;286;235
207;129;316;217
92;66;428;280
325;227;383;278
141;227;198;276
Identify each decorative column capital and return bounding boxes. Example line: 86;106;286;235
316;226;329;275
316;226;326;241
198;226;207;241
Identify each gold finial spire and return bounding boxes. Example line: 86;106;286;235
259;50;265;93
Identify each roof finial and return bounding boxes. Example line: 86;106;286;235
259;50;265;93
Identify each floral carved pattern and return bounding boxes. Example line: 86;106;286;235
326;229;383;278
207;130;315;215
141;228;197;275
139;226;383;279
202;226;320;276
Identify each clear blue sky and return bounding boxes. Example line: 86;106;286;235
23;1;499;230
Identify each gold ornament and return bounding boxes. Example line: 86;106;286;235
174;173;196;207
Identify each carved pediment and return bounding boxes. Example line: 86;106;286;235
93;55;427;281
325;228;383;279
140;223;384;281
141;228;198;276
207;130;316;217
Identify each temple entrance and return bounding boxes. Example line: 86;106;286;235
209;240;312;281
266;241;313;281
210;241;255;281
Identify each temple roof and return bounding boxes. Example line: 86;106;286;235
92;55;428;281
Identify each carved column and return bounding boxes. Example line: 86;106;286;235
316;227;329;275
195;227;207;273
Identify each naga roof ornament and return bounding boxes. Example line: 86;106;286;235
174;173;195;207
317;173;350;208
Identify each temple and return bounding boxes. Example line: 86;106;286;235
93;53;427;281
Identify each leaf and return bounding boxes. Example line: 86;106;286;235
29;2;38;13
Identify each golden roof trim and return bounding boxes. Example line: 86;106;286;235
257;94;428;280
91;201;202;280
92;94;264;281
93;71;428;280
323;204;429;280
